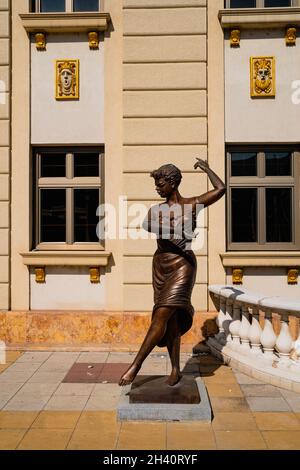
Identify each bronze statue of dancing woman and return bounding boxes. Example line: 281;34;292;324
119;158;225;387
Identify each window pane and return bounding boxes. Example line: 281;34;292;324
264;0;291;7
265;152;292;176
74;153;100;177
266;188;292;243
74;189;99;242
231;152;257;177
30;0;36;12
40;0;65;12
40;153;66;178
229;0;256;7
231;188;257;243
41;189;66;242
73;0;99;11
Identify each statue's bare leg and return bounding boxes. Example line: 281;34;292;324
119;306;176;386
165;313;182;386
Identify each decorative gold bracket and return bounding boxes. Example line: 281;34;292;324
35;32;46;51
90;267;101;284
232;268;243;285
35;267;46;283
288;268;299;285
88;31;99;50
230;29;240;48
286;27;297;46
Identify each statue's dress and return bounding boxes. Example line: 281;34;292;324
145;206;197;347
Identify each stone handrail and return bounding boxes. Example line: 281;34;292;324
207;285;300;392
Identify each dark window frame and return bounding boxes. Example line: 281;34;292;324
31;0;101;13
33;147;104;251
225;0;294;7
227;146;300;251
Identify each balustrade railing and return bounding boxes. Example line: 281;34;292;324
208;285;300;390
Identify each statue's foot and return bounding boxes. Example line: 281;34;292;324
119;363;141;386
166;369;182;387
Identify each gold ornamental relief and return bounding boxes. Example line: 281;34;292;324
56;59;79;100
250;56;275;98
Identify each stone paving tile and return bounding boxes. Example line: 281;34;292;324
0;411;39;429
206;383;244;398
210;397;251;413
67;429;119;450
27;371;67;384
117;422;167;450
0;370;35;383
6;363;42;373
62;363;104;383
17;428;73;450
233;372;264;385
212;412;258;431
75;411;118;431
241;384;283;398
45;352;80;363
3;393;52;411
76;352;109;363
17;382;59;396
0;429;27;450
246;397;292;412
0;395;15;410
15;352;51;364
262;431;300;450
85;384;122;411
141;363;167;375
107;353;136;363
53;383;95;396
5;351;23;363
0;364;10;373
214;430;267;450
97;364;132;384
31;411;81;429
279;388;300;399
282;398;300;413
44;395;89;411
254;412;300;431
167;423;216;450
0;382;24;396
37;363;73;373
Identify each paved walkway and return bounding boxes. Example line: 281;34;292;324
0;351;300;450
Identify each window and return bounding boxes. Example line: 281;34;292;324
226;0;293;7
31;0;100;12
33;149;103;248
227;148;300;250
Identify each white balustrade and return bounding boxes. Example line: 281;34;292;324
260;313;277;359
239;306;251;350
208;285;300;390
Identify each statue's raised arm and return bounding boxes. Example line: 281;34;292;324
190;158;226;208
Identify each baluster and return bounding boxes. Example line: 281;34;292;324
229;303;241;348
223;301;233;345
276;319;294;364
215;296;227;344
239;305;251;350
260;310;277;359
248;307;262;354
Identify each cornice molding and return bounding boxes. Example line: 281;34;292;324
219;7;300;29
20;12;111;33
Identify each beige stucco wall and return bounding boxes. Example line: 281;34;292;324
225;29;300;143
31;33;104;145
0;0;10;310
10;0;124;311
122;0;209;312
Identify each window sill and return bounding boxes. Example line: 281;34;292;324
219;7;300;29
221;252;300;267
20;250;112;267
20;12;111;33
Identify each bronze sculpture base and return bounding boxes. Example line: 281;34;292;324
129;375;200;405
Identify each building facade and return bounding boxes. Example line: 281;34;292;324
0;0;300;349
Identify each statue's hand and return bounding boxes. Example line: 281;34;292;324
194;158;209;172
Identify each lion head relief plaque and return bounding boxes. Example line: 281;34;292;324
250;56;275;98
56;59;79;100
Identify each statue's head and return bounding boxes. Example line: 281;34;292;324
151;164;182;198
